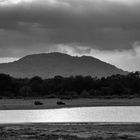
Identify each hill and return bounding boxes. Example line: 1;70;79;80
0;52;127;78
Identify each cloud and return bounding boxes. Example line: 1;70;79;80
53;42;140;71
0;0;140;70
0;57;18;63
0;0;32;5
0;0;140;50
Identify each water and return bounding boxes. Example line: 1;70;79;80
0;106;140;124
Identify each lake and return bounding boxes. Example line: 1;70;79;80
0;106;140;124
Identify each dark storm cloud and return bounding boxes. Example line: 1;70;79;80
0;0;140;57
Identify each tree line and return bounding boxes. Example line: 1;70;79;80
0;72;140;99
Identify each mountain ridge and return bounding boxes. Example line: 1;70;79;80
0;52;127;78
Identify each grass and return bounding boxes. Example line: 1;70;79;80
0;98;140;110
0;123;140;140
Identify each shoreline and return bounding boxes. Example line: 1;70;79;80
0;98;140;110
1;122;140;125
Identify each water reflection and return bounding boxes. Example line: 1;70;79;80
0;106;140;124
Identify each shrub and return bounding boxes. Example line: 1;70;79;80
19;86;32;97
81;90;90;98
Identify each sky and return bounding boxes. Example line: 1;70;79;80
0;0;140;71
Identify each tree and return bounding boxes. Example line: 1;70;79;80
0;74;12;96
30;76;43;96
19;86;32;97
81;90;90;98
65;91;79;98
100;87;113;96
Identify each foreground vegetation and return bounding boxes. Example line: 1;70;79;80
0;123;140;140
0;72;140;99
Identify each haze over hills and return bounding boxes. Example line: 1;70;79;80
0;53;127;78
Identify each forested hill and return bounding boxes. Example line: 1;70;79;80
0;52;127;78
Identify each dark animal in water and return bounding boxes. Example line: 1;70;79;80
57;101;65;105
34;101;43;105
